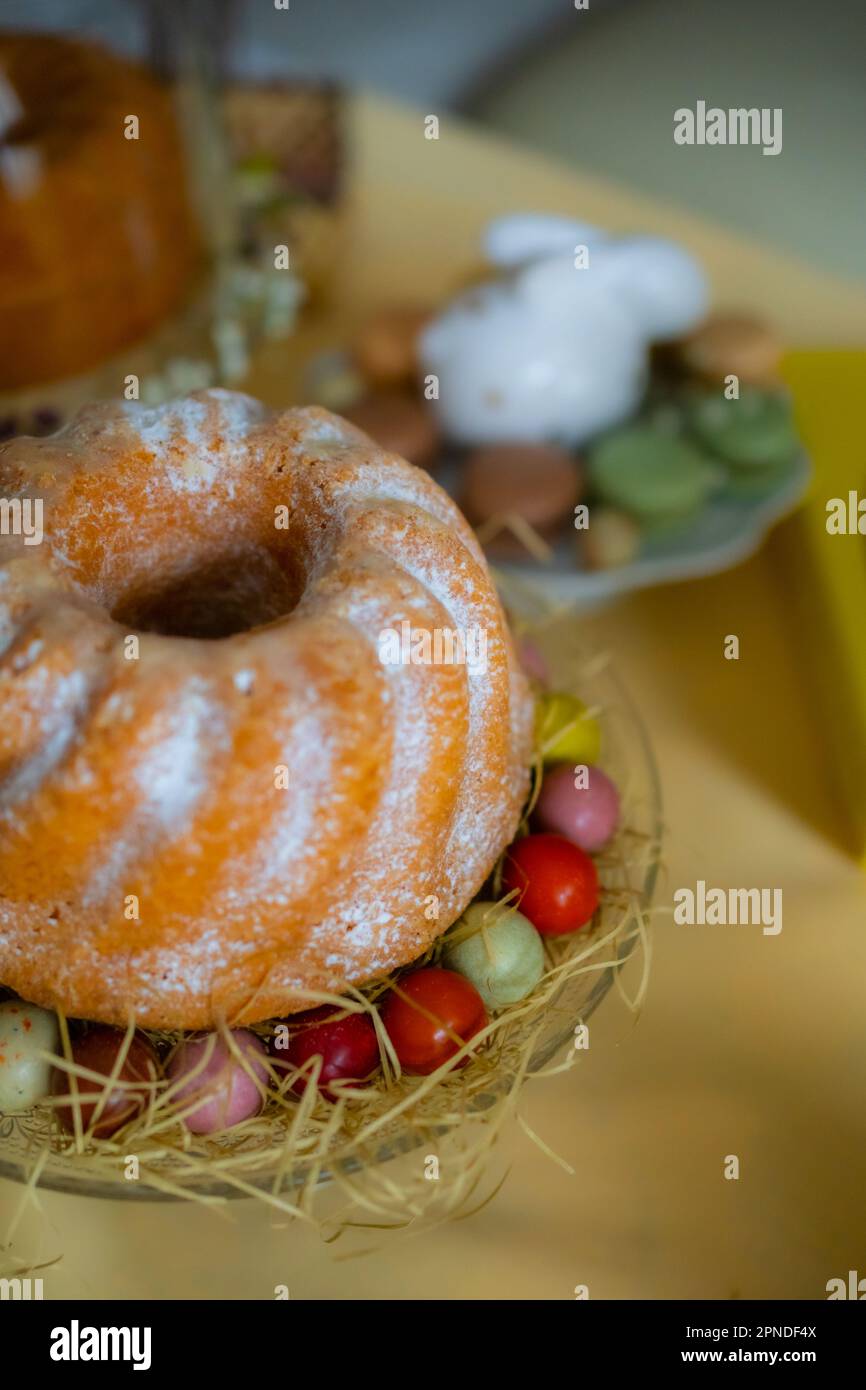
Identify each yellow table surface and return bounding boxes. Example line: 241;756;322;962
3;94;865;1300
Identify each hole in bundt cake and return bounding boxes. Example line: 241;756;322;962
111;547;302;640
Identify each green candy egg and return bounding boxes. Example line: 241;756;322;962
535;691;601;766
443;903;545;1010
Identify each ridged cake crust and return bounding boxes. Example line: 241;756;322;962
0;391;533;1028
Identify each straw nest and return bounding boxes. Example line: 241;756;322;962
0;601;659;1237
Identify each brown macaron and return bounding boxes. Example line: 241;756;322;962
345;392;442;470
352;306;432;388
461;444;582;561
675;313;783;387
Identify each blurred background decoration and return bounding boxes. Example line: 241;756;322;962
200;0;864;281
0;0;331;432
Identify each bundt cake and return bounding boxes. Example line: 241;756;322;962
0;32;201;390
0;390;533;1028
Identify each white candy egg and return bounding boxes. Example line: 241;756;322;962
0;999;59;1112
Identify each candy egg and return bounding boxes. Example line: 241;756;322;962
503;833;599;936
535;763;620;852
52;1028;161;1138
519;638;550;687
381;968;487;1075
269;1006;380;1101
535;691;601;766
443;903;544;1011
167;1030;268;1134
0;1000;59;1112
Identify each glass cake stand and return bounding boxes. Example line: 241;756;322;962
0;607;662;1202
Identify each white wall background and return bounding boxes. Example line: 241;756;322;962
475;0;866;283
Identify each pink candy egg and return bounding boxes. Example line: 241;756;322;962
535;763;620;852
519;638;550;687
167;1030;268;1134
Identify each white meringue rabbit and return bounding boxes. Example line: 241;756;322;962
420;213;708;447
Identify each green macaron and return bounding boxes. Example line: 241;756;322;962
588;426;717;527
685;389;800;472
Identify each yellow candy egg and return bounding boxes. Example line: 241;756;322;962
0;999;59;1112
443;902;545;1010
535;691;601;766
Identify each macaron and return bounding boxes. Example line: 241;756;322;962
588;426;716;528
353;305;431;387
462;443;582;551
675;312;783;387
685;389;799;479
345;391;441;470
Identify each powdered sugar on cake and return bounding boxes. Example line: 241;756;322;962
0;391;533;1028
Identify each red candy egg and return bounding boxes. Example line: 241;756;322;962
52;1027;160;1138
270;1006;380;1100
502;832;599;936
381;967;488;1075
